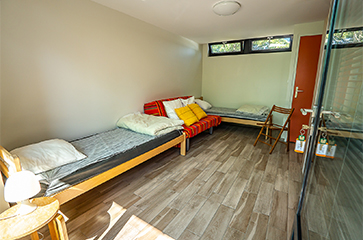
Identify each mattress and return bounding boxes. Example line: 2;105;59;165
205;107;267;122
324;116;363;133
36;128;182;197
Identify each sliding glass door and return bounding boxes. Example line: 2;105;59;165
292;0;363;239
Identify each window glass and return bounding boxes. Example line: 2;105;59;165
252;37;292;51
210;42;242;54
328;29;363;45
208;34;293;56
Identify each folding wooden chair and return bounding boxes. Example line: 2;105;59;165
253;105;295;154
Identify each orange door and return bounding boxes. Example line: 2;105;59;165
290;35;322;142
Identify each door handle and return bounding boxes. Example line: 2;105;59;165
301;107;340;118
294;87;304;98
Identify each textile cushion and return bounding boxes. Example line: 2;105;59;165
236;104;269;115
188;103;207;120
175;106;199;127
180;96;195;106
163;99;183;120
10;139;86;174
183;115;222;139
195;99;212;110
144;96;192;117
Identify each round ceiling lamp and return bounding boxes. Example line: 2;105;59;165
213;1;241;16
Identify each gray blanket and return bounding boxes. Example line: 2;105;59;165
206;107;267;121
37;128;180;196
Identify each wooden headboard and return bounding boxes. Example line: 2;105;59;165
0;145;21;178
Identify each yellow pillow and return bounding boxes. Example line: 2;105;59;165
188;103;208;120
174;106;199;127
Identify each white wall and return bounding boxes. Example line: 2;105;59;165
0;0;2;146
202;46;292;109
0;0;202;150
0;1;9;214
202;21;326;110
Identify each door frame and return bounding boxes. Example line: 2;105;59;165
291;0;341;239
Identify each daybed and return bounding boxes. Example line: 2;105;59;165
205;106;268;127
323;114;363;139
144;96;222;150
1;125;186;205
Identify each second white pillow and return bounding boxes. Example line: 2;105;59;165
195;99;212;110
163;99;183;119
180;96;195;106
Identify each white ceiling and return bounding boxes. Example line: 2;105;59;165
92;0;331;44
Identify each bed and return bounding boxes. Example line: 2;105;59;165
205;106;268;127
1;115;186;205
323;114;363;139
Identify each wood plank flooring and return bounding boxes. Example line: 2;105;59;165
34;123;304;240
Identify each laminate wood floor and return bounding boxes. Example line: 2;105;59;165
35;123;304;240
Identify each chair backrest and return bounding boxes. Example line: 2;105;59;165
272;105;294;115
269;105;295;128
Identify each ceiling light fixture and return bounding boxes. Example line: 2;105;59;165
213;1;241;16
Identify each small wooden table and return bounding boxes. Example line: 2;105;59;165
0;197;68;240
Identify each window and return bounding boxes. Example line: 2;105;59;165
208;35;293;57
251;36;292;52
327;27;363;48
209;41;243;56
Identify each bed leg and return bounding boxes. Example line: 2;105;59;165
180;133;187;156
186;138;190;152
209;127;213;135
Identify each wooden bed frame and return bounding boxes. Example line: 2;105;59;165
220;116;266;127
0;132;186;205
197;97;268;127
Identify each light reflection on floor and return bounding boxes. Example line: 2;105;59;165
85;202;174;240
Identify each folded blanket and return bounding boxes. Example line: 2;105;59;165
117;112;184;136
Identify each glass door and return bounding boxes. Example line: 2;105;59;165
292;0;363;239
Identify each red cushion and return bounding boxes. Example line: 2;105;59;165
144;96;192;117
144;96;221;139
183;115;221;138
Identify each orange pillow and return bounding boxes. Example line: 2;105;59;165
188;103;208;120
174;106;199;127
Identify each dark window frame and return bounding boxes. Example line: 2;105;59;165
249;35;293;53
208;40;244;56
208;34;293;57
328;26;363;49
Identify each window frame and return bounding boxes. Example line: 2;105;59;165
328;26;363;49
249;35;293;53
208;34;293;57
208;40;244;56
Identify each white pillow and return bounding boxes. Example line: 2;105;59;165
195;99;212;110
10;139;87;174
236;105;269;115
163;99;183;120
180;96;195;107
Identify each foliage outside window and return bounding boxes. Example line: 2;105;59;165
209;41;243;56
252;37;292;51
327;28;363;48
208;35;293;57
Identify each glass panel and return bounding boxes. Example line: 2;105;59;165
251;37;291;51
299;0;363;239
210;42;242;54
327;29;363;45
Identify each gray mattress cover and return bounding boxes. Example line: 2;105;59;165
324;116;363;133
37;127;182;196
206;107;267;122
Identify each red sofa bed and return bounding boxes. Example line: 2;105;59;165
144;96;222;150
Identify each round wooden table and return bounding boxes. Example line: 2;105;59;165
0;197;62;240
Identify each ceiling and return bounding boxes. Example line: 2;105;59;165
92;0;331;44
